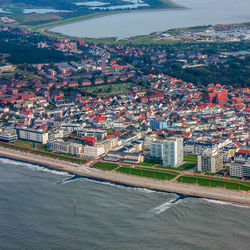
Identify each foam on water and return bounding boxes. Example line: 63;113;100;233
57;176;78;185
151;197;183;214
0;157;72;177
204;199;250;209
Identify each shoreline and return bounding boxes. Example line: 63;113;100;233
31;6;187;39
32;6;187;31
0;147;249;206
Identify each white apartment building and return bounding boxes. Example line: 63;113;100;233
48;140;83;155
197;152;223;173
150;137;183;167
82;145;105;159
163;137;183;167
16;128;49;144
230;153;250;178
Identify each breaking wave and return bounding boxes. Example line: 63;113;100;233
151;197;183;214
0;157;72;177
204;199;250;208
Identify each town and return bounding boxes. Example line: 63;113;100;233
0;24;249;191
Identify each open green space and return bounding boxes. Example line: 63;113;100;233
177;162;196;170
136;166;179;175
139;158;162;166
14;139;46;150
116;166;178;180
177;175;250;191
184;154;197;162
30;150;86;164
80;82;133;97
93;162;118;171
0;142;31;152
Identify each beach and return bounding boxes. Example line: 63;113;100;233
0;146;249;206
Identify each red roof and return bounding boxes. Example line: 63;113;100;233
94;116;106;123
113;131;121;137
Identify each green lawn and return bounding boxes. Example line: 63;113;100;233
0;142;31;152
116;166;178;180
0;142;86;164
136;166;179;175
30;150;86;164
153;165;177;170
93;162;118;171
177;162;197;170
138;162;157;166
184;155;197;162
177;175;250;191
14;139;46;150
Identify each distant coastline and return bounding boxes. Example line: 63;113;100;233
31;6;187;36
0;147;249;207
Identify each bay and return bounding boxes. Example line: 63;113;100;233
50;0;250;39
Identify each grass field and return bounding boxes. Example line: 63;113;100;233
177;162;197;170
14;139;46;150
183;155;198;162
30;150;86;164
0;142;31;152
116;166;178;180
80;82;133;97
177;175;250;191
139;158;162;166
93;162;118;171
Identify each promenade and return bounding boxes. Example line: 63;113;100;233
0;147;250;206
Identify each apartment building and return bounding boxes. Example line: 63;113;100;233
150;137;183;167
76;128;107;140
16;128;49;144
48;140;83;155
81;145;105;159
106;151;144;164
230;153;250;178
162;137;183;167
197;152;223;173
0;128;18;142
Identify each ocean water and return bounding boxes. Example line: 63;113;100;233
0;157;249;250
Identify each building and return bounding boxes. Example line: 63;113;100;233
208;90;228;105
150;119;168;131
84;136;96;146
106;151;144;164
48;140;83;155
16;128;49;144
81;144;105;159
0;128;18;142
197;152;223;173
230;153;250;178
150;137;183;167
77;129;107;140
150;140;163;158
162;137;183;167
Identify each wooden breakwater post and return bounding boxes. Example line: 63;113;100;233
73;200;76;216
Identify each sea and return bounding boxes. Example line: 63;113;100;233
50;0;250;39
0;158;249;250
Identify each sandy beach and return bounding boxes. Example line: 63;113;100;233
0;146;249;206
